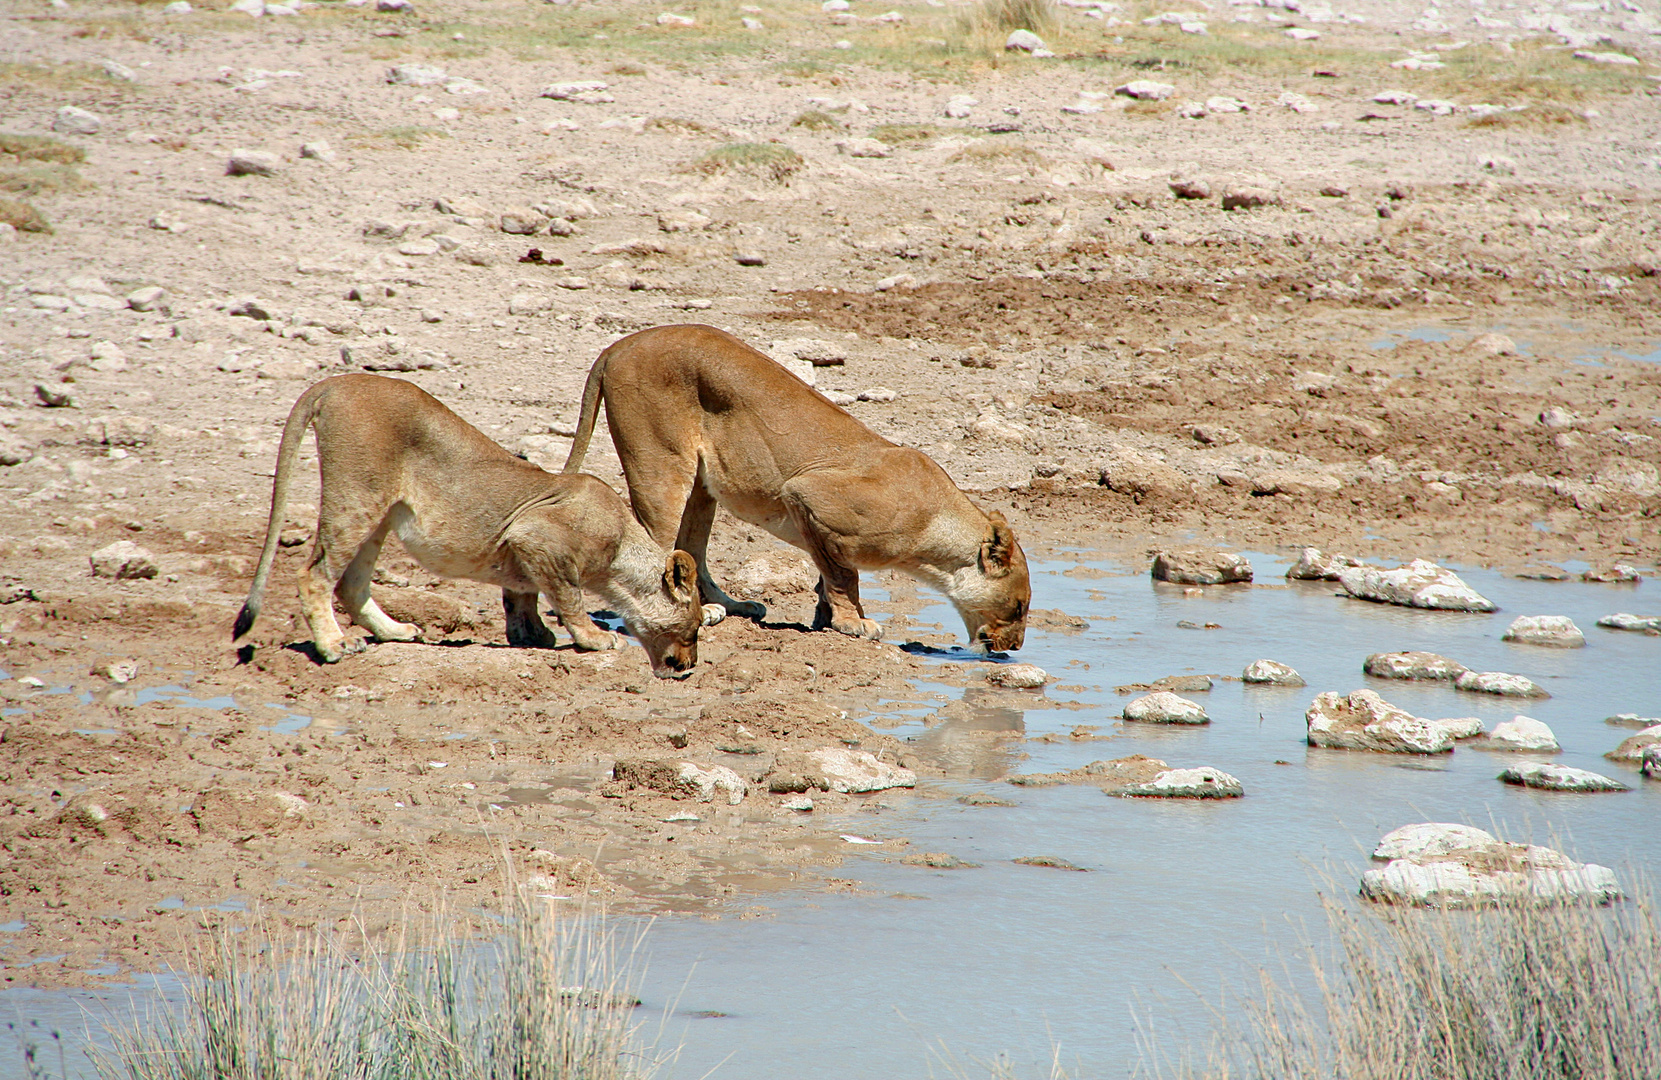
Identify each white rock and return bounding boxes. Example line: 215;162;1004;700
1123;691;1209;725
299;140;336;163
1338;559;1496;612
1482;716;1560;752
1123;767;1242;798
541;81;613;103
987;663;1048;689
1597;613;1660;632
1363;651;1469;680
1151;549;1252;585
1500;763;1629;793
781;795;813;811
1305;690;1478;754
807;748;916;793
95;659;139;684
1362;850;1621;910
228;0;264;14
397;239;440;256
1115;80;1176;100
1502;615;1585;648
1607;724;1661;762
1205;95;1249;113
858;387;896;403
1467;332;1516;355
89;540;158;580
780;357;816;387
1005;29;1046;51
1373;823;1501;862
1286;546;1363;581
1642;745;1661;779
943;94;977;118
1574;50;1638;64
1176;101;1207;118
53;106;102;135
656;11;694;25
444;77;487;95
1221;185;1279;210
1414;98;1458;116
822;0;848;9
677;762;747;804
1277;91;1319;113
163;2;192;12
1456;670;1549;699
227;149;279;176
101;59;136;81
387;64;448;86
1284;26;1319;39
1373;90;1417;105
836;138;892;158
1242;659;1304;686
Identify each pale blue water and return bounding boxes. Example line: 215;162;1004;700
4;553;1657;1079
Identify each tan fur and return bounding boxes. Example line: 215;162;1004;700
563;325;1030;650
234;374;702;678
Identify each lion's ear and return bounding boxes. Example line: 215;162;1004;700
664;550;699;605
979;511;1017;579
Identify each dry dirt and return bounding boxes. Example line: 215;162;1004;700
2;0;1660;988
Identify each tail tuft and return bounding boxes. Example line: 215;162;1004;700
232;603;257;642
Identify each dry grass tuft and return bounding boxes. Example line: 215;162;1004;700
690;141;804;183
870;122;963;145
791;109;843;131
647;115;724;137
0;134;85;165
955;0;1058;43
1145;885;1661;1080
0;165;90;197
1465;104;1588;129
351;125;450;150
948;137;1047;170
0;197;51;233
93;886;661;1080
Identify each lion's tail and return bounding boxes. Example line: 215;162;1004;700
561;344;611;474
233;379;331;643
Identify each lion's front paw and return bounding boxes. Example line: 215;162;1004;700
831;617;884;641
701;603;728;627
572;629;623;652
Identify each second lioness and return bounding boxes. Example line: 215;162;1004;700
563;324;1029;651
233;374;702;678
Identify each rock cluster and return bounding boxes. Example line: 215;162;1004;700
1360;823;1620;906
1123;691;1209;724
1150;549;1252;585
1305;690;1481;754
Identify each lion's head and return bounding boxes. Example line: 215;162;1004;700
631;550;703;678
956;511;1029;652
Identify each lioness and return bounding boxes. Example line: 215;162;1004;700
233;374;702;678
562;324;1029;651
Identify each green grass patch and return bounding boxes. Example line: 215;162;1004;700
689;141;803;182
0;196;52;234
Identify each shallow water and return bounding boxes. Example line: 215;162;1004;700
631;553;1660;1079
3;553;1657;1079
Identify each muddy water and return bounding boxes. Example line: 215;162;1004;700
4;555;1657;1079
634;554;1661;1079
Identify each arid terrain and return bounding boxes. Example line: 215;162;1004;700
1;0;1659;988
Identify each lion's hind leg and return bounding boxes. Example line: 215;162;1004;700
333;507;422;647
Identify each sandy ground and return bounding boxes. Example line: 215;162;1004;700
2;0;1659;987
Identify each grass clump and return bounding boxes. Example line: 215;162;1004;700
0;197;51;233
791;109;843;131
954;0;1057;46
352;125;449;150
1148;887;1661;1080
1465;104;1588;129
870;122;964;145
690;141;803;183
647;115;724;137
0;133;85;165
93;890;659;1080
947;137;1046;170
